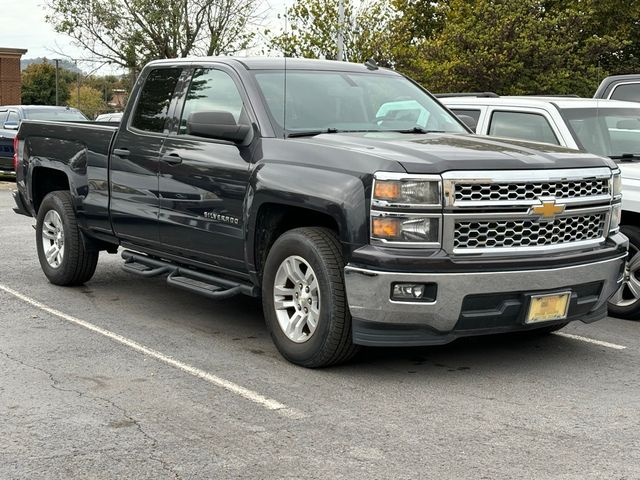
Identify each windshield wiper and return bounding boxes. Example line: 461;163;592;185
610;153;640;161
287;128;339;138
392;127;446;134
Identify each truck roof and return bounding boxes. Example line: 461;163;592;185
440;95;640;110
146;56;399;74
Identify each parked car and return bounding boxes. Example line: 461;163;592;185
95;112;124;122
12;58;626;367
594;74;640;103
0;106;87;175
440;94;640;318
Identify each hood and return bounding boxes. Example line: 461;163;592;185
292;132;616;173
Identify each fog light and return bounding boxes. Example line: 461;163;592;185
391;283;437;302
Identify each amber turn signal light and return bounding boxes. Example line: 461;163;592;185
372;217;401;239
374;180;401;201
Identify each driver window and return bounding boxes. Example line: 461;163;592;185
179;69;245;135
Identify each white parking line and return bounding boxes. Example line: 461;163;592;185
0;284;304;419
552;331;627;350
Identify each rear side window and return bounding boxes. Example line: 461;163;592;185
0;110;7;125
489;111;559;145
131;68;182;133
610;83;640;102
450;109;481;132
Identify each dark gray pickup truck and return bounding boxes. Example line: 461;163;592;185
13;57;627;367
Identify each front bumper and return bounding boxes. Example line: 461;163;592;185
344;234;628;346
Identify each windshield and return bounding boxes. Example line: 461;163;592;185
560;107;640;158
25;108;88;122
252;70;467;135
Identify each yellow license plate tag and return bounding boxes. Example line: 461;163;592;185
526;292;571;324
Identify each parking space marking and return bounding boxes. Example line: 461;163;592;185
552;331;627;350
0;284;304;419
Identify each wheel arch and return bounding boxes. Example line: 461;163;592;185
30;166;72;214
245;163;369;280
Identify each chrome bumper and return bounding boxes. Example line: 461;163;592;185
344;237;627;334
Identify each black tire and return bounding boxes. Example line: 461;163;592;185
36;191;99;286
262;227;359;367
608;225;640;320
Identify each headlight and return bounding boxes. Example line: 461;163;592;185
372;173;441;207
611;170;622;198
371;212;440;245
609;202;622;234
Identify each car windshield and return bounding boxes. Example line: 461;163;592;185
252;70;467;135
24;108;88;121
560;107;640;158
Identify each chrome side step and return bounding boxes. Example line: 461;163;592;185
121;250;255;299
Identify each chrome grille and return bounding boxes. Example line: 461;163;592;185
454;213;607;251
454;179;609;203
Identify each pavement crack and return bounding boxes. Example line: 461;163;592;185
0;349;182;480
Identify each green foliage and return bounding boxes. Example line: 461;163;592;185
21;62;71;105
267;0;393;62
67;84;108;119
47;0;260;72
268;0;640;96
414;0;636;96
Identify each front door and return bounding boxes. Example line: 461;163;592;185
110;67;183;248
158;66;254;273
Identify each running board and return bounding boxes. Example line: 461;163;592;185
121;250;255;299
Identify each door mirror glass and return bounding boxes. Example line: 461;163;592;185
187;110;250;143
3;122;19;130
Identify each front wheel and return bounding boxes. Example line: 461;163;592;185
261;227;359;367
608;225;640;320
36;191;99;286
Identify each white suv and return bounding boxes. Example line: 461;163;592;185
440;94;640;319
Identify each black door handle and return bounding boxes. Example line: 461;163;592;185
113;148;130;157
161;153;182;165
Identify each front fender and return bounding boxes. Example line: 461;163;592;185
245;162;369;271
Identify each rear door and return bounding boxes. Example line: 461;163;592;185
109;67;184;248
157;65;255;273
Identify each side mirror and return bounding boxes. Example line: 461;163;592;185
187;111;250;143
3;122;19;131
456;114;478;133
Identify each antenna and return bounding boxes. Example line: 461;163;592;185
283;8;288;138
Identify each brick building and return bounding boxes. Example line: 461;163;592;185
0;48;28;105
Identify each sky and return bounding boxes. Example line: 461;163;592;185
0;0;289;75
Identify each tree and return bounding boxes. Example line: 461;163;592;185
267;0;393;63
21;62;72;105
412;0;631;96
47;0;262;72
67;84;108;119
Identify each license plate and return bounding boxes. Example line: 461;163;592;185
526;292;571;324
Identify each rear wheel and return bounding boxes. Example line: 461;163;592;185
36;191;99;286
262;227;359;367
608;225;640;320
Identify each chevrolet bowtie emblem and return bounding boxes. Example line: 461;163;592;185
529;199;566;220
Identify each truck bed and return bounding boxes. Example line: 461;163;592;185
16;120;118;234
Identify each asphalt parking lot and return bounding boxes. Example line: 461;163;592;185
0;183;639;480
